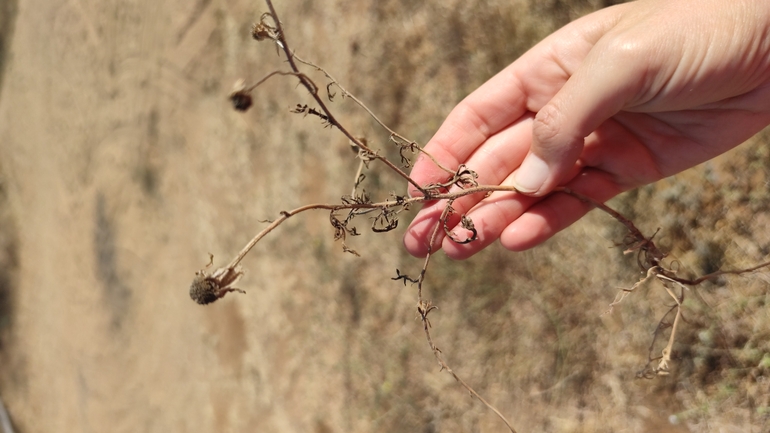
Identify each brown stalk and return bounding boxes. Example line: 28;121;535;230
291;53;456;175
415;201;518;432
264;0;429;196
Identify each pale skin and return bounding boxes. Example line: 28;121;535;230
403;0;770;260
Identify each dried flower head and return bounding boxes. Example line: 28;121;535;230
251;22;272;41
229;79;253;112
230;92;253;112
252;13;279;41
190;255;245;305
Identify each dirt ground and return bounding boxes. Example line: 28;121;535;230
1;0;769;432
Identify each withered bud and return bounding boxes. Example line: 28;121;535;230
189;276;220;305
252;22;272;41
190;255;245;305
229;79;253;112
230;91;253;112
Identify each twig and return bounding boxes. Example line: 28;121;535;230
665;260;770;286
227;199;414;270
603;266;660;315
653;276;686;375
412;202;518;433
292;54;455;175
263;0;429;196
223;183;544;272
560;186;770;376
557;187;770;284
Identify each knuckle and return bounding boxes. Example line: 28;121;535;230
532;103;564;147
597;33;650;69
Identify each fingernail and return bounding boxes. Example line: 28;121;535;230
513;154;549;194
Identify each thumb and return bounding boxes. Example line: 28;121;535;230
513;48;639;196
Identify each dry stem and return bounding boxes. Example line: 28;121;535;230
414;201;518;432
292;53;456;175
263;0;429;196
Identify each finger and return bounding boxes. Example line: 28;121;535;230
408;68;532;197
402;199;447;257
501;168;624;251
403;115;534;257
437;113;535;226
512;20;647;196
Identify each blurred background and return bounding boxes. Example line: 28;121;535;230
1;0;769;432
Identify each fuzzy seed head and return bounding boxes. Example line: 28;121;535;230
190;275;219;305
230;91;253;112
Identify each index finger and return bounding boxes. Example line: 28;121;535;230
408;67;529;194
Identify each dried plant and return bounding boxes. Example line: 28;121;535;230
189;1;770;431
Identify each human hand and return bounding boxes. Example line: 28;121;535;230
403;0;770;259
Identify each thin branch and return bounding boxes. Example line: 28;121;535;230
351;158;366;197
292;54;456;175
292;55;408;143
413;203;518;433
223;184;546;271
603;266;660;315
652;276;686;375
227;199;410;270
245;70;306;93
264;0;429;196
665;260;770;286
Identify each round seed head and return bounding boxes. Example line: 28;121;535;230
230;91;253;112
190;275;219;305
